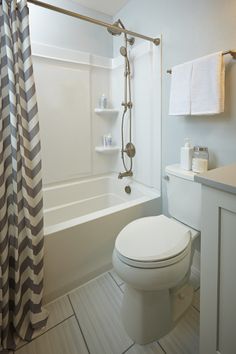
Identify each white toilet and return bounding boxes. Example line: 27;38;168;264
112;164;201;344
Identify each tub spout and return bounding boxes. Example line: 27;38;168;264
118;171;133;179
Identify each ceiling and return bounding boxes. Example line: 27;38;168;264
73;0;130;16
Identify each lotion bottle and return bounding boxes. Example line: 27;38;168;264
180;138;193;171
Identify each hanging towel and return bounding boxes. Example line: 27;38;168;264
169;62;193;115
191;52;225;115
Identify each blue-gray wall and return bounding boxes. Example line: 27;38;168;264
114;0;236;213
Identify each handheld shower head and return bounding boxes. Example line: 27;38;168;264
120;46;127;57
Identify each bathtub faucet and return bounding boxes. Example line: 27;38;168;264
118;170;133;179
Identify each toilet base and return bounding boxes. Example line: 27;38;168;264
121;283;193;344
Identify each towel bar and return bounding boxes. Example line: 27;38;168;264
167;50;236;74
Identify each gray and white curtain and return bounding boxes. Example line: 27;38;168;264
0;0;48;350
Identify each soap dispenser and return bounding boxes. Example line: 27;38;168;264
180;138;193;171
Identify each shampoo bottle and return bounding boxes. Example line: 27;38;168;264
180;138;193;171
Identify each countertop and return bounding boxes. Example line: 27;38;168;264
194;163;236;195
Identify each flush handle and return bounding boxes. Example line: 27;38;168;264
163;175;170;181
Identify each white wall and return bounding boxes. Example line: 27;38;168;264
29;0;113;57
114;0;236;213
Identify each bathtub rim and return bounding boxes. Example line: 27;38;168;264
43;173;161;236
44;193;160;236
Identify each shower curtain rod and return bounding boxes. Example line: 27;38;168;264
27;0;160;46
167;50;236;74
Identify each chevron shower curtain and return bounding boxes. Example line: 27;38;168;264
0;0;48;350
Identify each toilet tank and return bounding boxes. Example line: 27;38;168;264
165;164;201;231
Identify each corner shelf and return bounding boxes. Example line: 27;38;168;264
94;108;119;117
95;146;120;154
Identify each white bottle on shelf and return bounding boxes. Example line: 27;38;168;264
180;138;193;171
102;133;112;147
107;133;112;146
99;94;107;109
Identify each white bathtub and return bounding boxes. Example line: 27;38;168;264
43;174;161;303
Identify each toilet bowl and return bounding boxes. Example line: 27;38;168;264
113;215;199;344
112;164;201;344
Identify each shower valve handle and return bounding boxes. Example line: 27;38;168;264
123;143;136;158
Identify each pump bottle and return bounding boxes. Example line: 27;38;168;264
180;138;193;171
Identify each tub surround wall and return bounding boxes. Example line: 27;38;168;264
33;44;114;185
34;56;91;183
33;41;161;189
29;1;161;189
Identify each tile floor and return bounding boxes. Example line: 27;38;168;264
15;269;200;354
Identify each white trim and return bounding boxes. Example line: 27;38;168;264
32;42;90;65
31;40;160;70
31;41;113;69
150;36;162;190
90;54;112;69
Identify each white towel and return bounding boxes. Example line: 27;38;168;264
169;62;193;115
191;52;225;115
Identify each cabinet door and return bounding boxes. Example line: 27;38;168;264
200;186;236;354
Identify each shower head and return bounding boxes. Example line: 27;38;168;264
120;46;127;57
107;21;122;36
230;50;236;59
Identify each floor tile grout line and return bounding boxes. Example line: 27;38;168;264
67;294;91;354
121;342;135;354
120;286;124;294
191;304;201;316
108;271;125;295
157;340;167;353
192;304;200;313
108;271;124;288
15;314;75;352
118;283;125;294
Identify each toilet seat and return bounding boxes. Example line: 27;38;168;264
115;245;191;269
115;215;192;269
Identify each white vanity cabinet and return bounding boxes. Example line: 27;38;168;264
195;164;236;354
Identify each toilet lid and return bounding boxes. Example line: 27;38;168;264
115;215;191;262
